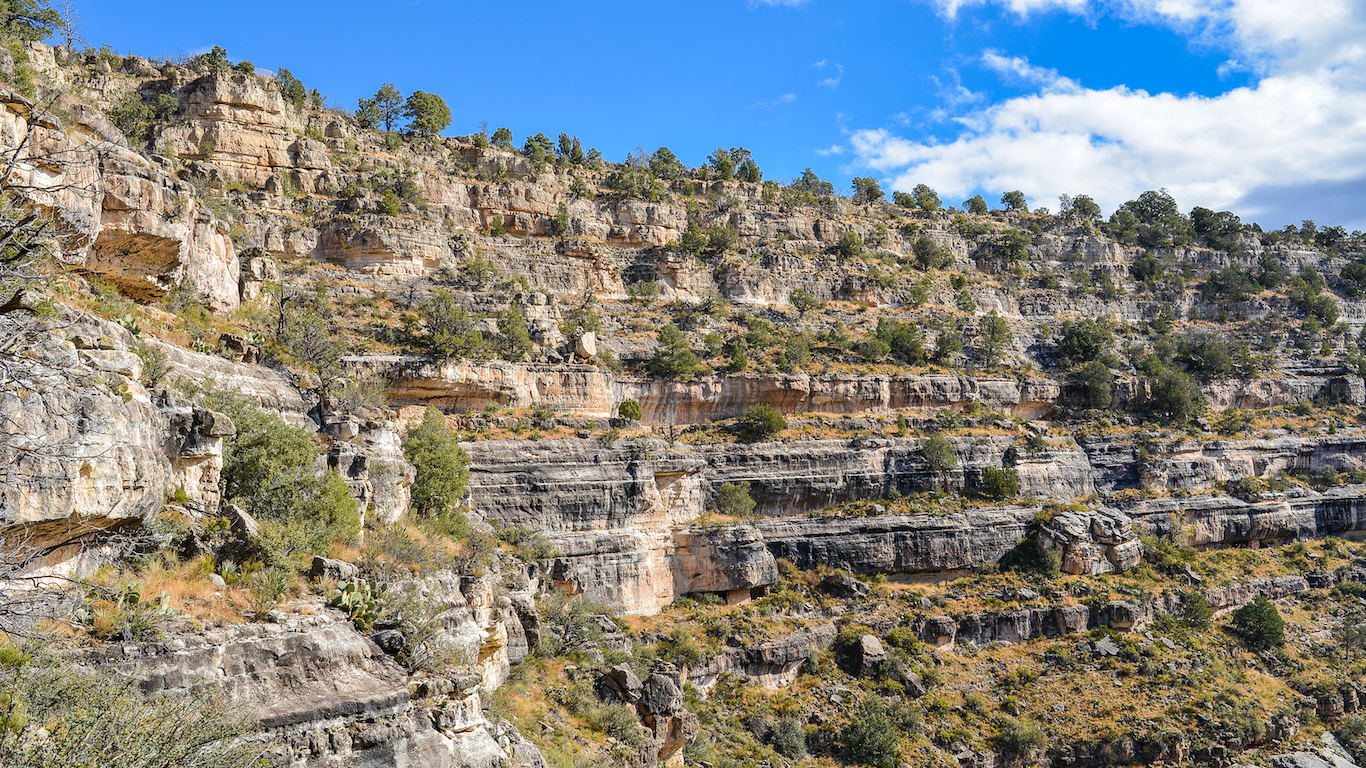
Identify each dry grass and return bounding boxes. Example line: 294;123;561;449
92;554;255;630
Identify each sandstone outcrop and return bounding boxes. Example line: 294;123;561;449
88;595;542;768
321;412;415;526
0;84;240;312
689;622;837;690
0;310;232;571
1037;508;1144;575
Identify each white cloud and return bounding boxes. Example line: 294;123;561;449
846;0;1366;226
816;145;847;156
981;50;1079;92
816;62;844;88
752;93;798;108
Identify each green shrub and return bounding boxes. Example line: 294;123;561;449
1338;716;1366;765
790;287;824;314
836;230;863;259
134;340;169;387
842;696;900;767
1148;367;1205;423
977;311;1013;366
495;305;534;361
651;323;700;379
403;406;470;521
977;466;1020;501
1058;318;1113;366
715;481;756;518
618;398;643;421
771;717;807;758
737;405;786;443
1075;360;1113;409
248;568;290;619
0;660;261;768
402;90;450;135
1229;595;1285;648
1184;591;1213;629
921;433;957;487
994;717;1047;755
656;628;702;668
210;393;360;556
417;291;485;360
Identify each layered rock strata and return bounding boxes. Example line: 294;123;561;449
0;310;232;570
0;85;240;311
88;604;543;768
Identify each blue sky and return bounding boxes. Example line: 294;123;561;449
74;0;1366;229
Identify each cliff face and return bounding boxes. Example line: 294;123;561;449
87;572;543;768
0;309;232;569
463;433;1366;612
7;39;1366;768
0;85;239;312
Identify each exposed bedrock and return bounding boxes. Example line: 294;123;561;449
0;310;233;572
688;623;838;690
86;577;545;768
622;373;1062;424
1125;485;1366;548
0;85;241;312
369;357;617;418
464;436;1092;611
464;430;1366;612
356;354;1366;428
757;508;1036;576
921;572;1323;649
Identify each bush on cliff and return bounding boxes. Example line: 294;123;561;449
417;291;485;361
737;405;786;443
0;651;262;768
977;466;1020;501
617;398;642;421
1229;595;1285;648
715;481;756;518
1075;360;1114;409
1147;367;1205;424
921;434;957;489
651;323;701;379
994;716;1048;756
211;393;360;556
403;406;470;524
495;304;534;362
842;696;900;767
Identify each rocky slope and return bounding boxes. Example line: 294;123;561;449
7;36;1366;768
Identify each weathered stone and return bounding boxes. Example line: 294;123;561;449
1038;508;1144;575
575;331;596;359
641;669;683;716
372;629;406;657
839;634;887;677
1093;637;1122;656
309;556;359;582
596;663;642;704
818;573;870;599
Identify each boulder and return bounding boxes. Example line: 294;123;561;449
641;668;684;715
310;556;360;582
576;331;597;359
924;617;958;646
840;634;887;676
595;663;642;704
819;573;870;599
1092;637;1121;657
371;629;406;657
1037;508;1144;575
